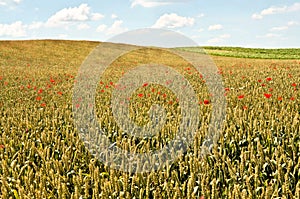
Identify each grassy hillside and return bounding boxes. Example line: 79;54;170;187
179;46;300;59
0;40;299;198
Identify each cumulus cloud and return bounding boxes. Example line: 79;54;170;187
208;24;223;31
96;20;128;35
46;4;104;27
252;2;300;19
270;20;298;31
96;24;107;32
0;21;26;37
0;0;22;6
106;20;128;35
197;13;205;18
270;26;288;31
152;13;195;28
131;0;189;8
287;21;299;26
91;13;105;21
257;33;281;38
111;14;118;19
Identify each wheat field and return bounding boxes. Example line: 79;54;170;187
0;40;299;198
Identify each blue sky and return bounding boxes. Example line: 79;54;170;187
0;0;300;48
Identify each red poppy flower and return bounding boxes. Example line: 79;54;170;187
290;97;295;101
36;96;42;101
38;89;43;94
100;89;105;93
203;99;210;105
138;93;143;97
163;93;167;98
277;96;283;101
143;83;148;87
57;91;63;96
269;88;273;92
109;81;114;86
238;95;244;99
0;144;4;149
225;88;230;91
50;78;55;83
261;84;266;87
41;103;46;107
243;106;248;110
264;93;272;99
166;80;172;85
266;77;272;81
76;104;80;108
292;83;297;87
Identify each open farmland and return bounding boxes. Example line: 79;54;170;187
179;46;300;60
0;40;299;198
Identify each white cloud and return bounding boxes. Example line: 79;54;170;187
270;26;288;31
77;23;90;30
0;21;26;37
96;24;107;32
0;0;22;6
270;21;298;31
131;0;169;8
251;13;263;20
257;33;281;38
208;24;223;31
197;13;205;18
111;14;118;19
106;20;128;35
252;2;300;19
131;0;189;8
152;13;195;28
46;4;104;27
287;21;299;26
96;20;128;35
91;13;104;21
